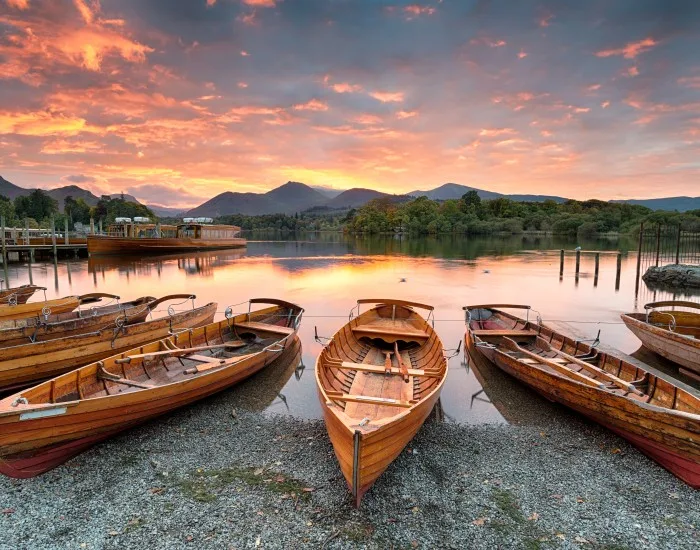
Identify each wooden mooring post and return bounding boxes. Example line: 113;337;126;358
51;215;57;258
1;215;6;265
575;249;581;276
675;224;682;265
90;217;95;235
615;253;622;290
593;253;600;287
64;217;69;245
559;249;564;277
635;222;644;296
24;218;29;246
654;224;661;266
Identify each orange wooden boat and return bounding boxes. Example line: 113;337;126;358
0;284;44;305
0;298;303;478
621;301;700;375
0;294;200;348
87;220;246;256
0;298;217;392
0;292;108;322
464;304;700;488
316;299;447;506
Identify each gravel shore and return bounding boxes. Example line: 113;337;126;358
2;361;699;549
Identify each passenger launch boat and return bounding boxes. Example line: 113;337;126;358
464;304;700;488
87;217;246;255
0;297;217;392
316;299;447;506
621;301;700;376
0;284;44;305
0;298;303;478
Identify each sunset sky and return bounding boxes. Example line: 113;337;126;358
1;0;699;208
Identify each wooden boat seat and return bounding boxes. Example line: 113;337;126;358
326;391;415;408
472;329;538;337
325;360;441;378
187;354;224;364
352;321;429;342
234;321;294;336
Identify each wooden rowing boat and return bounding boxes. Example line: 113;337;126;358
0;298;303;478
0;292;107;322
316;299;447;506
0;300;217;392
0;284;44;305
0;294;197;348
464;304;700;488
621;301;700;376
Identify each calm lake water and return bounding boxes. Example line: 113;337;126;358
2;233;698;424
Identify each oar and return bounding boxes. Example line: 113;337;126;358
535;336;644;396
394;342;409;382
114;341;246;363
183;353;258;375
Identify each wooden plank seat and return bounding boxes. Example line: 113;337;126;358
187;354;225;364
325;360;441;378
234;321;294;336
472;329;538;337
325;391;416;408
351;323;429;342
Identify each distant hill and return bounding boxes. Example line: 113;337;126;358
0;175;164;215
310;185;344;199
611;197;700;213
0;176;26;200
326;188;392;209
185;181;327;217
148;205;185;217
408;182;568;203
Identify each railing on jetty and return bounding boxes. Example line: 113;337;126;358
559;249;623;289
634;223;700;294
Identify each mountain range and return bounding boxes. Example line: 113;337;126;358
2;175;698;218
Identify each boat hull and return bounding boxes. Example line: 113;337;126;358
87;235;246;256
466;331;700;488
319;384;442;506
0;303;217;391
0;297;79;322
0;326;300;478
621;314;700;374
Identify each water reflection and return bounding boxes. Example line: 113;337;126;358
2;234;698;424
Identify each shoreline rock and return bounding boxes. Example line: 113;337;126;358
643;264;700;289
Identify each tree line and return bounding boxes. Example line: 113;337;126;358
0;189;155;231
345;192;700;236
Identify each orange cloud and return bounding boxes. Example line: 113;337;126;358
242;0;277;6
6;0;29;9
74;0;96;24
0;110;87;136
517;50;527;59
369;91;404;103
293;99;328;111
595;37;657;59
396;110;417;119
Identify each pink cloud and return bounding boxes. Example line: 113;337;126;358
479;128;516;137
595;37;658;59
369;91;404;103
403;5;436;18
517;50;528;59
396;110;417;119
678;76;700;89
331;82;363;93
354;114;383;125
293;99;328;111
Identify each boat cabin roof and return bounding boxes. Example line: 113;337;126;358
176;223;241;230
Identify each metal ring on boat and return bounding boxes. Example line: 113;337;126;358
167;305;175;316
8;294;17;306
11;397;28;407
42;306;51;319
225;306;233;319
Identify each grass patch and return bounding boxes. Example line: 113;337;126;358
176;466;312;503
492;488;525;524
